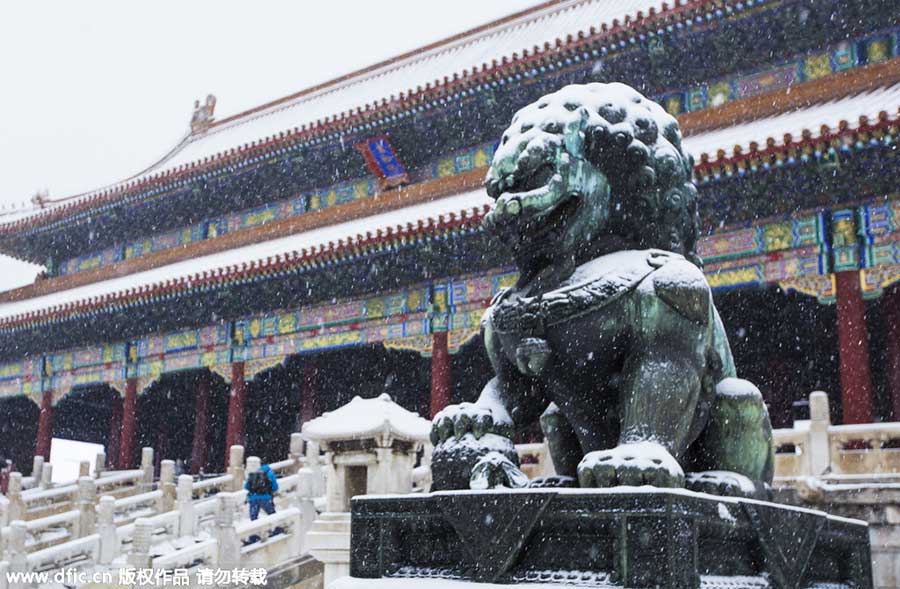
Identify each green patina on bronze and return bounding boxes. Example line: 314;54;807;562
431;82;774;497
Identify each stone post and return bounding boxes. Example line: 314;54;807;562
6;473;24;523
6;520;29;589
94;452;106;478
807;391;832;476
176;475;195;538
97;495;118;565
246;456;261;476
372;447;395;495
159;460;176;512
215;492;241;570
227;445;245;492
76;476;96;537
140;447;154;493
118;377;138;469
430;331;451;418
78;461;90;478
40;464;53;489
127;517;153;569
294;456;318;554
0;493;8;528
323;451;344;513
289;433;304;475
306;440;324;497
835;270;874;424
31;456;43;484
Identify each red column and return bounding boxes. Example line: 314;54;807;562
35;389;54;460
118;377;138;469
430;331;451;418
225;361;246;462
190;374;210;474
107;395;123;468
300;361;318;424
835;271;874;424
884;286;900;421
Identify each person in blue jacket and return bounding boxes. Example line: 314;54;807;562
245;463;279;520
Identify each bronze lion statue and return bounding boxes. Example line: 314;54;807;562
431;83;774;497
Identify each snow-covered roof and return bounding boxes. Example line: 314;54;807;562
683;82;900;161
158;0;663;170
3;81;900;324
1;60;898;325
0;189;490;322
302;393;431;443
3;0;665;230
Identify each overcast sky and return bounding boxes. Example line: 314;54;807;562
0;1;542;289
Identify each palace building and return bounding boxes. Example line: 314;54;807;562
0;0;898;475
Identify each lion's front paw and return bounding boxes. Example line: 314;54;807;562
470;452;530;490
685;471;764;499
577;442;685;488
431;402;508;445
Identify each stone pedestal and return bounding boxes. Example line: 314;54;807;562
308;512;353;588
348;489;873;589
776;482;900;589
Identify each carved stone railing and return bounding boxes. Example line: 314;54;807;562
0;450;151;526
773;391;900;481
0;435;326;586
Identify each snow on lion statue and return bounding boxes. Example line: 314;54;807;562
430;82;774;498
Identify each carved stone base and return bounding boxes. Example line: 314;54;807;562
349;489;872;588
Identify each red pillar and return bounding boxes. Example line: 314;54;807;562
835;270;874;424
225;361;246;462
107;395;123;468
300;361;318;424
35;389;54;460
190;374;210;474
430;331;451;418
884;287;900;421
118;377;138;469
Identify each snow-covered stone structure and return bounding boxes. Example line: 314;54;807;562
303;393;430;587
0;437;327;589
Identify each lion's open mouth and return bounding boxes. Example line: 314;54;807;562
508;163;556;194
529;192;580;238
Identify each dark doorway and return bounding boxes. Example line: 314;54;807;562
245;359;302;464
0;396;39;475
54;384;119;448
715;286;841;427
137;370;229;474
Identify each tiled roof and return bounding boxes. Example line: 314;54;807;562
0;0;700;232
0;189;491;327
2;88;900;328
684;83;900;164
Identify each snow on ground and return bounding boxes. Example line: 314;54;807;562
49;438;104;484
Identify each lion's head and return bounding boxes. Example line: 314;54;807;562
484;82;700;282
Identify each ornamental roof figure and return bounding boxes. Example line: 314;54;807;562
189;94;217;135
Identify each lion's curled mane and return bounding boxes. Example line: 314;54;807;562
498;82;701;266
